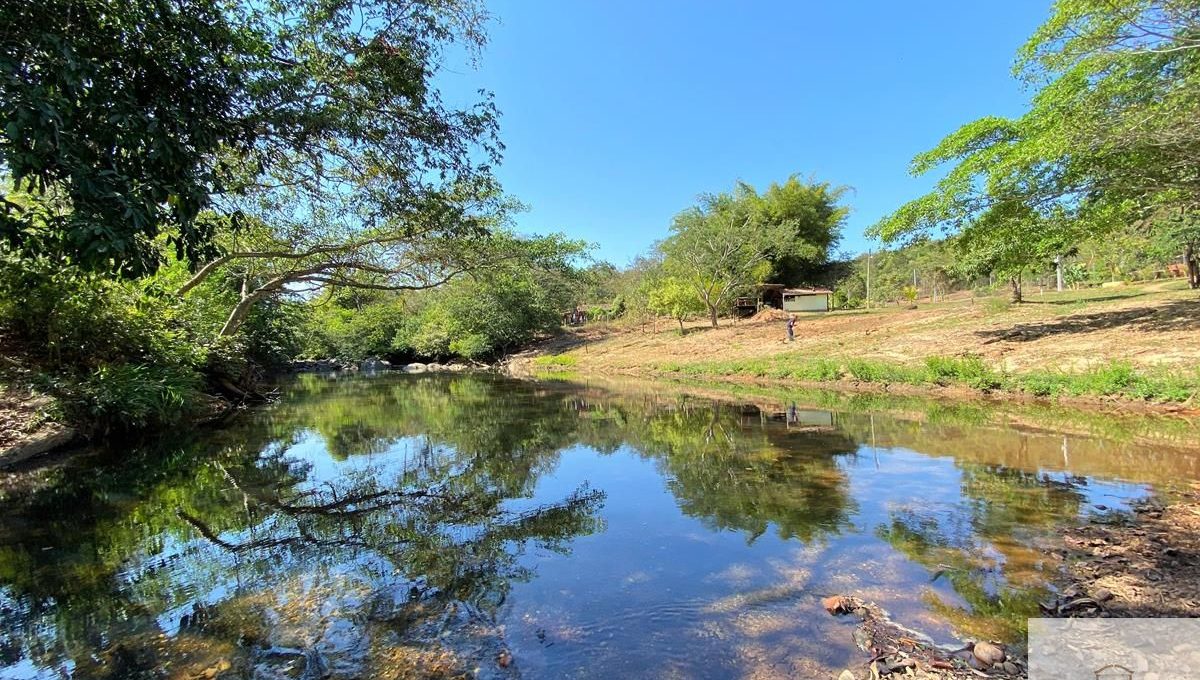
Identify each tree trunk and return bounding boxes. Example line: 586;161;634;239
1186;243;1200;290
708;305;719;328
218;293;263;337
1054;255;1064;292
678;317;684;333
1009;275;1023;303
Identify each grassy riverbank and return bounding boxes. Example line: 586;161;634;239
519;282;1200;408
658;354;1200;402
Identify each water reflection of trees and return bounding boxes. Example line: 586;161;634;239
15;373;1107;675
0;379;606;677
270;374;860;545
877;463;1087;641
0;374;863;676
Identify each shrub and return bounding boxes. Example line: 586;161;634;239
787;358;842;381
924;355;1002;390
533;354;578;368
1077;361;1137;396
70;363;201;434
449;333;494;361
846;358;925;384
1012;372;1067;397
983;297;1011;315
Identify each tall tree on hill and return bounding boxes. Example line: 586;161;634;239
872;0;1200;288
659;190;789;328
747;176;850;285
659;177;846;327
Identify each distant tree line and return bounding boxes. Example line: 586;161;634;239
565;176;850;330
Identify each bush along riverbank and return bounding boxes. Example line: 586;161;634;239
653;354;1200;408
0;254;304;464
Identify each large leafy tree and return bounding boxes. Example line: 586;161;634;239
660;189;784;328
1;0;500;276
1;0;252;274
874;0;1200;290
748;176;849;284
659;178;844;328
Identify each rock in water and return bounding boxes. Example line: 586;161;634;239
497;649;512;668
852;627;872;652
822;595;856;614
973;641;1006;666
838;671;856;680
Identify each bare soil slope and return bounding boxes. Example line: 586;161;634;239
523;283;1200;375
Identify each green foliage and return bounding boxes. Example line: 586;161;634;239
1;0;499;276
0;0;250;274
836;239;971;307
0;252;200;371
782;357;843;381
664;353;1200;404
845;359;927;385
1010;362;1199;402
71;364;201;434
748;176;850;283
0;248;305;435
924;355;1002;390
533;355;578;368
645;276;705;330
872;0;1200;292
301;234;589;363
302;296;413;362
658;176;847;327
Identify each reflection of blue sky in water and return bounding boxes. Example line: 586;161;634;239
500;440;1148;679
0;374;1185;679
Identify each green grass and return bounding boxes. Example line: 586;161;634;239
532;354;579;368
924;355;1002;390
657;353;1200;404
1010;362;1200;402
983;297;1012;315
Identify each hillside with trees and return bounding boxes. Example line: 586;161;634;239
0;0;593;443
5;0;1200;452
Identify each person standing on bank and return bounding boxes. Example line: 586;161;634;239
786;314;796;342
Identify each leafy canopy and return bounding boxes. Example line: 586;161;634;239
0;0;499;275
873;0;1200;265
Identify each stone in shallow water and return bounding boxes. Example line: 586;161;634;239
972;641;1006;667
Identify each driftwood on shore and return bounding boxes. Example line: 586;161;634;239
822;595;1025;679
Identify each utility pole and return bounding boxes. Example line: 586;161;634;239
866;249;872;309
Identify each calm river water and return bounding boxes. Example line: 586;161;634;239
1;373;1198;679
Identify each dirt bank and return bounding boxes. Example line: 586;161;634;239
512;284;1200;413
1045;483;1200;619
530;285;1200;374
0;386;76;467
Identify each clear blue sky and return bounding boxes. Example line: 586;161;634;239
440;0;1049;265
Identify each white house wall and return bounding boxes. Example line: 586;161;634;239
782;295;829;312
